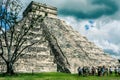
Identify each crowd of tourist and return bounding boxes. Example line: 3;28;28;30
77;66;120;76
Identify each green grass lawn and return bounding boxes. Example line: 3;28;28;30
0;72;120;80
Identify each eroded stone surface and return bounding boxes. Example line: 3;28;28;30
0;1;119;73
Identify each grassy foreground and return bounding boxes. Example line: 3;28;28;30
0;72;120;80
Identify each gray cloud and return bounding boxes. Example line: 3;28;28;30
104;49;120;56
0;0;3;5
18;0;119;19
59;0;119;19
1;0;120;19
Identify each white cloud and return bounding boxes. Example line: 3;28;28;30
19;0;120;58
94;40;120;54
60;16;120;59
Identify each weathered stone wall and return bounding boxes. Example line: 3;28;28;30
23;1;57;18
43;17;119;73
0;15;57;73
0;1;119;73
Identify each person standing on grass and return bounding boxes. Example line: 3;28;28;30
118;66;120;75
97;66;101;76
114;66;118;75
105;67;109;76
109;66;113;75
77;66;83;76
91;66;96;76
102;66;106;76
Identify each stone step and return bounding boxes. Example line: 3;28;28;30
20;54;54;62
24;46;49;52
15;62;57;73
14;61;57;71
28;33;43;38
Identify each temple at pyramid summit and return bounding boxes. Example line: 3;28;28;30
23;1;57;18
0;1;119;73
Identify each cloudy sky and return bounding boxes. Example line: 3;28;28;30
21;0;120;59
2;0;120;59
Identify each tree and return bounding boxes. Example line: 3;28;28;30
0;0;45;75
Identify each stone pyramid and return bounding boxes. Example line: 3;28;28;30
0;1;119;73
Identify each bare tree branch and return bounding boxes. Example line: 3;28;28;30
0;38;7;63
13;39;46;63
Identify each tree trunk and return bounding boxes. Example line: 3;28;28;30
6;62;14;75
